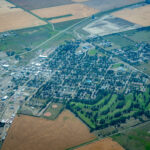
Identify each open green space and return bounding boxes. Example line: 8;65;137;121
125;27;150;44
103;34;135;48
42;103;64;120
136;61;150;76
88;49;99;56
68;87;150;131
54;18;84;31
0;25;57;55
112;63;124;68
112;122;150;150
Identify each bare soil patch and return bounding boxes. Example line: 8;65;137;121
0;0;46;32
2;110;95;150
32;4;98;23
112;5;150;27
43;112;52;117
75;138;125;150
52;104;58;108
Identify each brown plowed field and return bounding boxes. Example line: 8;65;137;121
32;4;98;23
112;5;150;27
75;138;125;150
2;110;96;150
9;0;74;10
0;0;46;32
72;0;88;2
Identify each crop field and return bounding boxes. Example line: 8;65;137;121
72;0;88;2
83;0;144;11
112;122;150;150
112;5;150;27
136;61;150;76
32;4;98;23
124;27;150;44
2;110;96;150
0;0;46;33
74;138;125;150
68;86;150;133
0;24;57;54
9;0;74;10
103;34;135;47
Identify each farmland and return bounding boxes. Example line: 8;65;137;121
9;0;74;10
74;138;125;150
0;0;46;33
32;4;98;23
103;34;135;47
0;25;57;54
112;121;150;150
1;110;96;150
83;0;144;11
112;5;150;27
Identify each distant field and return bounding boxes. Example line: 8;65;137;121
74;138;125;150
72;0;88;2
103;34;135;47
2;110;96;150
0;25;57;54
0;0;46;33
112;122;150;150
32;4;98;23
83;0;144;11
125;27;150;44
9;0;74;10
112;5;150;27
136;61;150;76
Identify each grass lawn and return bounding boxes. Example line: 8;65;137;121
126;29;150;44
88;49;99;56
43;103;64;120
0;25;57;54
112;63;124;68
112;122;150;150
136;61;150;76
104;34;135;48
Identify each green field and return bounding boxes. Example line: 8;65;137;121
136;61;150;76
112;63;124;68
103;34;135;48
68;87;150;132
88;49;99;56
54;18;84;31
0;25;58;54
125;27;150;44
42;103;64;120
112;122;150;150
